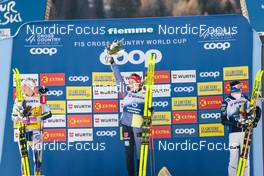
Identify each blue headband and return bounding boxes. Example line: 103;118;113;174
231;86;242;93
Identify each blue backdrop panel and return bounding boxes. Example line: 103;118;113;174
0;15;261;176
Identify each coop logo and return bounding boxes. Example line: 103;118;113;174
173;125;198;138
68;129;93;142
152;101;169;108
94;114;119;127
203;42;230;50
171;70;196;83
152;111;171;125
96;130;117;137
47;90;63;97
67;100;92;113
68;115;92;128
172;111;197;124
175;128;195;135
40;73;65;86
223;66;248;80
29;47;57;56
201;113;221;119
199;71;220;78
198;96;223;109
69;76;89;82
174;86;194;93
93;100;118;113
199;124;224;137
100;49;162;67
43;129;66;142
151;126;171;139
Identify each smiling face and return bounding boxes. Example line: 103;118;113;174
128;78;141;92
22;84;35;97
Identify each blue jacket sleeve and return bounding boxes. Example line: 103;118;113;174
110;62;127;97
221;101;239;127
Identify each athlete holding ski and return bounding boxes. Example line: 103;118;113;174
105;40;154;176
12;76;52;176
221;80;261;176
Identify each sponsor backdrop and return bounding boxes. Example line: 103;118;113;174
0;15;261;176
0;0;46;39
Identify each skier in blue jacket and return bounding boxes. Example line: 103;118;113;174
105;40;147;176
221;80;261;176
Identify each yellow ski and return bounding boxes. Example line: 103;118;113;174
138;53;156;176
13;68;31;176
236;69;264;176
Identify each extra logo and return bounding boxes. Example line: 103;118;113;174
151;126;171;139
47;90;63;97
96;130;117;137
68;115;92;128
203;42;230;50
93;100;118;113
100;49;162;67
152;101;169;108
174;86;194;93
69;76;89;82
172;125;198;138
172;111;197;124
43;129;66;142
198;96;223;109
40;73;65;86
199;71;220;78
30;48;57;56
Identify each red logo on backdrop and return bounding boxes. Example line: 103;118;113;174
154;70;170;83
172;111;197;124
40;73;65;86
68;115;92;128
43;129;66;142
198;96;223;109
224;80;249;94
93;100;118;113
151;126;171;139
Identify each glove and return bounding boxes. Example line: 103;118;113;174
105;56;115;64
